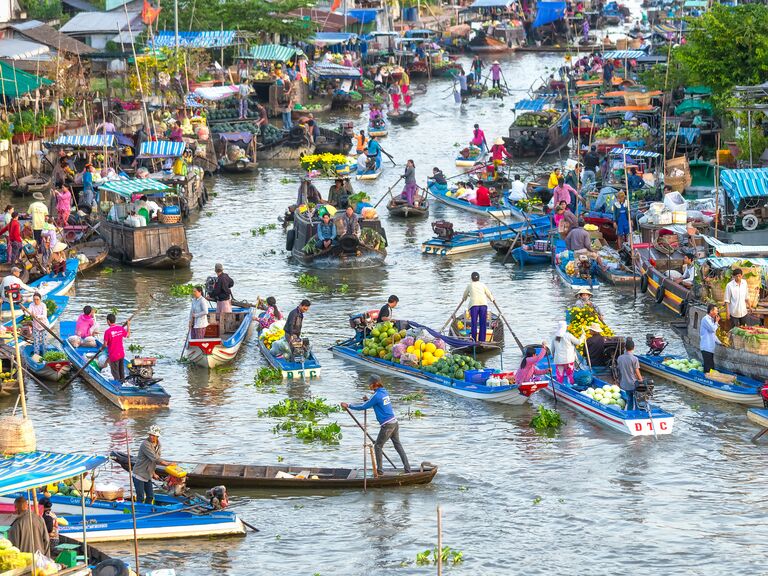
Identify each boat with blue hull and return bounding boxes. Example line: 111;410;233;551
356;166;382;180
539;369;674;436
638;354;763;406
747;408;768;439
368;121;388;137
427;181;515;219
508;245;551;267
2;258;79;316
455;146;486;167
552;239;601;289
183;306;254;368
330;337;545;404
257;334;321;380
60;320;171;409
422;215;550;256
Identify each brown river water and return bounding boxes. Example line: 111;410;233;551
4;48;766;576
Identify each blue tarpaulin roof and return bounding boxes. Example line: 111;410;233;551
139;140;185;158
610;147;661;158
515;98;555;112
469;0;514;8
46;134;116;148
602;50;646;59
666;127;701;144
98;178;171;198
310;61;361;79
720;168;768;205
348;9;378;23
310;32;357;45
533;1;566;28
0;452;106;495
152;30;237;49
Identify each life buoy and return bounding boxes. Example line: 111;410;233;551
655;283;666;304
92;559;130;576
166;245;183;261
640;273;648;293
742;214;759;231
285;229;295;251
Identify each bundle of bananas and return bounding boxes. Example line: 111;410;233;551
565;261;577;276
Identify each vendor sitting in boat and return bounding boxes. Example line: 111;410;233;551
340;206;360;237
378;295;399;324
328;178;352;208
431;167;447;186
573;287;604;322
258;296;283;330
565;220;607;272
316;213;337;251
585;323;607;366
675;251;696;289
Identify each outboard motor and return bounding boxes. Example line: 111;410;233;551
126;357;162;388
205;275;217;299
645;334;668;356
288;336;311;363
634;378;655;410
207;485;229;509
432;220;455;241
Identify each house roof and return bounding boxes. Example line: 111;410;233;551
11;22;96;55
61;0;98;11
60;11;142;35
0;39;49;60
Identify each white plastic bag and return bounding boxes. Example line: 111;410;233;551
663;191;687;212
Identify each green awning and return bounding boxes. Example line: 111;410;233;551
248;44;300;62
0;61;52;98
675;98;713;116
98;178;171;198
684;86;712;95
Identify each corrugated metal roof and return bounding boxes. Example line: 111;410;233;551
60;11;141;34
720;168;768;205
310;61;361;79
12;22;96;54
0;39;49;60
515;98;555;112
707;257;768;273
248;44;299;62
139;140;185;158
152;30;237;49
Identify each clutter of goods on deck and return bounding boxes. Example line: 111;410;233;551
300;153;350;177
662;357;703;373
0;539;35;572
567;306;614;339
514;111;558;128
595;125;650;141
581;384;627;409
260;322;286;349
730;326;768;354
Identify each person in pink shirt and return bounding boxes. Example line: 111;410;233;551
514;344;550;384
551;177;581;213
103;313;131;382
53;186;72;227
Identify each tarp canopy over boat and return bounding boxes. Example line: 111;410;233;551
309;32;358;46
609;147;661;158
0;451;106;495
45;134;117;149
247;44;302;62
533;1;566;28
217;132;254;143
138;140;185;158
514;97;556;112
310;61;362;79
720;168;768;205
152;30;237;49
98;178;171;198
0;61;53;98
675;99;713;115
469;0;515;8
191;85;239;101
601;50;645;59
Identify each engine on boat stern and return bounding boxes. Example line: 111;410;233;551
634;378;655;410
645;334;667;356
207;485;229;509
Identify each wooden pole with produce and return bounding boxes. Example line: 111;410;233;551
622;145;637;298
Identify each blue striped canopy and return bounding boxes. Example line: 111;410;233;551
98;178;171;198
152;30;236;49
139;140;185;158
707;257;768;274
0;451;106;495
470;0;514;7
720;168;768;205
249;44;298;62
47;134;116;148
666;127;700;144
601;50;645;59
515;98;554;112
310;32;358;45
610;148;661;158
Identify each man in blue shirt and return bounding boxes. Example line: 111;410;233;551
627;167;645;191
342;375;411;474
700;303;719;375
315;213;336;251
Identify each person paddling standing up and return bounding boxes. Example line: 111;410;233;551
211;263;234;319
460;272;495;342
132;425;176;504
188;285;209;340
470;123;487;154
616;338;642;410
104;313;130;382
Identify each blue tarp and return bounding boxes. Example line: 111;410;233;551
310;32;357;46
139;140;186;158
152;30;237;49
533;1;566;28
720;168;768;205
348;9;378;23
469;0;514;8
515;98;555;112
46;134;116;148
666;127;701;144
0;452;106;495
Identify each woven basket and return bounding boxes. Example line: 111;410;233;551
740;266;761;307
729;331;744;350
96;488;124;501
708;282;726;304
159;213;182;225
0;416;36;454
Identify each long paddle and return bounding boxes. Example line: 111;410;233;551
489;300;524;353
545;352;558;407
440;298;465;333
61;312;136;390
373;175;404;209
344;407;397;469
377;144;397;167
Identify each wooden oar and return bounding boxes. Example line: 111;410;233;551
61;312;136;390
378;145;397;167
344;407;397;469
440;298;465;333
16;302;70;350
490;301;524;353
373;175;404;209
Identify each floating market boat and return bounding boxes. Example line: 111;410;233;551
504;98;571;157
387;111;419;124
746;408;768;437
257;329;321;380
427;181;515;219
287;203;387;268
449;311;504;353
455;146;486;167
356;166;383;180
60;320;171;410
635;243;689;315
71;239;109;273
387;194;429;218
506;244;551;267
330;334;544;405
21;344;71;382
367;120;388;138
421;215;550;256
552;239;601;289
638;354;763;406
540;372;675;436
183;306;254;368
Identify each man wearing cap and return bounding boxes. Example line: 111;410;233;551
211;263;234;319
132;426;176;504
28;192;48;245
8;495;49;555
585;323;606;366
342;375;411;475
1;266;32;305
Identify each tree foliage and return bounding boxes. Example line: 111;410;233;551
19;0;62;20
156;0;317;41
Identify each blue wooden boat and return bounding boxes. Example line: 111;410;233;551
356;166;382;180
257;331;321;380
60;320;170;409
330;336;545;404
427;180;514;219
368;120;388;137
638;354;763;406
422;215;550;256
747;408;768;439
2;258;79;315
538;363;674;436
552;238;601;289
509;245;551;267
183;306;254;368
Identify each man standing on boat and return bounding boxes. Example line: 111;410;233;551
724;268;750;327
460;272;495;342
104;313;131;382
342;375;411;475
8;495;49;555
286;299;311;340
211;263;234;319
700;304;720;375
28;192;48;246
617;338;642;410
133;425;176;505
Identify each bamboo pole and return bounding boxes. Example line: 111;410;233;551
79;473;89;564
363;408;368;493
622;145;637;298
124;434;141;575
8;297;26;418
436;505;443;576
714;132;721;239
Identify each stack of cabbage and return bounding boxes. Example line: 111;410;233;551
582;384;627;409
0;538;33;571
662;357;703;373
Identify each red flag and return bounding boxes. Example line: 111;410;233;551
331;0;342;11
141;0;161;25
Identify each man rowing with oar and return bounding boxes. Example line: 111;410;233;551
342;375;411;475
